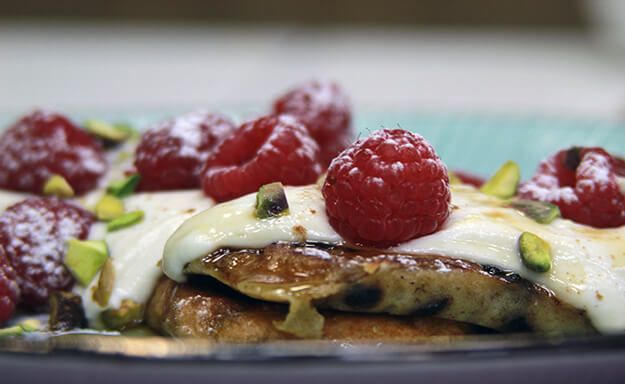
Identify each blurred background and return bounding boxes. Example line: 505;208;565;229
1;0;625;121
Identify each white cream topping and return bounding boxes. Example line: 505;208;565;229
163;186;343;282
163;184;625;334
77;190;213;327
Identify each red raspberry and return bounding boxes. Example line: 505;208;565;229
201;115;322;202
273;81;353;167
135;111;236;191
322;129;451;247
0;197;95;309
519;147;625;228
0;248;20;325
0;110;107;195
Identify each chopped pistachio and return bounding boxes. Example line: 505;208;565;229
256;182;289;219
84;119;131;142
121;325;158;337
18;318;42;332
509;200;561;224
0;325;24;337
100;299;144;331
0;318;42;337
64;239;109;286
107;211;144;232
518;231;552;273
448;170;462;185
43;174;74;198
480;160;521;199
95;195;125;221
93;258;115;307
107;174;141;198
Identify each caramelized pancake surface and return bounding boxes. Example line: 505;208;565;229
183;243;595;335
146;276;482;341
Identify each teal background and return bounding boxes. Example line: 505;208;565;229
358;111;625;179
1;109;624;180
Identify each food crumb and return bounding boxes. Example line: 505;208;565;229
596;291;604;301
363;262;380;274
292;225;307;241
156;260;162;268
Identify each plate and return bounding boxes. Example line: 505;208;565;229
1;110;625;383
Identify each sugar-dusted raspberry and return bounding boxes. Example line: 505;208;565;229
201;115;322;202
519;147;625;228
0;197;95;308
0;110;107;195
135;111;236;191
273;81;353;167
0;248;20;325
322;129;451;247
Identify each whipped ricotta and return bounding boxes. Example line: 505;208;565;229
163;184;625;334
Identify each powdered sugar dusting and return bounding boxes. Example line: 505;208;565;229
169;112;205;158
0;197;94;306
519;173;579;205
577;151;613;193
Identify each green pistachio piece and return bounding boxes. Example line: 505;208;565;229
18;318;42;332
509;200;561;224
0;325;24;337
121;325;158;337
95;195;125;221
518;231;552;273
0;318;42;337
64;239;109;286
84;119;132;142
448;170;462;185
100;299;144;331
107;211;144;232
106;174;141;198
480;160;521;199
43;174;74;198
93;258;115;307
256;182;289;219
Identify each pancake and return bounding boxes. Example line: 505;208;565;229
145;275;485;341
180;242;595;337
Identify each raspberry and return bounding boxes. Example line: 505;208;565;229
0;110;107;195
273;81;353;167
135;111;236;191
201;115;322;202
0;248;20;325
519;147;625;228
0;197;95;308
322;129;451;247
